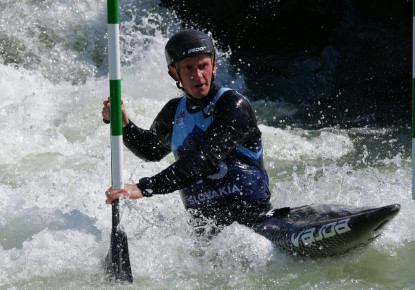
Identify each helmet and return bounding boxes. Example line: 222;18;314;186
165;29;215;67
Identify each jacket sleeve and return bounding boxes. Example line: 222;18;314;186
122;98;180;161
137;90;262;195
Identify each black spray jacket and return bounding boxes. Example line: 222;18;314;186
123;84;271;226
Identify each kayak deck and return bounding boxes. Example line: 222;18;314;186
252;204;400;257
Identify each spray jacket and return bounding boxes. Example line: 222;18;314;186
123;84;271;226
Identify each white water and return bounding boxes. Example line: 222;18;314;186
0;0;413;289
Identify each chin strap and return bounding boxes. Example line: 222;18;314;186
168;70;191;97
175;80;193;99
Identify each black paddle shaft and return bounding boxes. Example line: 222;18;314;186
112;199;121;228
106;199;133;283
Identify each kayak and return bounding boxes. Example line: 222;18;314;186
252;204;400;257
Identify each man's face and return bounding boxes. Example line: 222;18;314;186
170;54;216;99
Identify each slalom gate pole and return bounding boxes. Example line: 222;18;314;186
412;0;415;200
105;0;133;283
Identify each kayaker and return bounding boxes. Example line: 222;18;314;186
102;29;272;235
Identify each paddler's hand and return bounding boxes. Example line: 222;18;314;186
101;96;129;127
105;184;143;204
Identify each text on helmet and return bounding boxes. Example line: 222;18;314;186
188;46;207;54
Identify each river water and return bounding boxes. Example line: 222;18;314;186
0;0;413;289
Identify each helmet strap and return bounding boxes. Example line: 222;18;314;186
211;56;216;81
171;65;196;100
174;78;193;99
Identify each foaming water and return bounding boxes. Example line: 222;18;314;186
0;0;413;289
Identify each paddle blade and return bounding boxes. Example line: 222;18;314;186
105;229;133;283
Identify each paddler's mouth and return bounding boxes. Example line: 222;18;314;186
194;83;206;89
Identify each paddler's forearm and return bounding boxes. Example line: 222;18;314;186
123;120;170;161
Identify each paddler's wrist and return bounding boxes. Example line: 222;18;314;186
136;181;153;197
122;117;129;128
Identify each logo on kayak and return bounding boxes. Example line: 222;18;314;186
291;218;351;247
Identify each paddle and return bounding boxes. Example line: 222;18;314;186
104;0;133;283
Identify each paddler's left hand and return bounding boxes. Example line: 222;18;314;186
102;96;129;127
105;184;143;204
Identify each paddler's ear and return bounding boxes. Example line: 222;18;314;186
168;65;180;81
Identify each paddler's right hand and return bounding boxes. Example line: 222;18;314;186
105;184;143;204
101;96;129;127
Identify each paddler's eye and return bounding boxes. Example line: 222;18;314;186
200;63;209;69
184;65;194;72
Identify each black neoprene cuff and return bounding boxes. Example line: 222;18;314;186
136;178;153;197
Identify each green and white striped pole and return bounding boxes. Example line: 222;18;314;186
413;0;415;200
105;0;133;283
108;0;123;192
